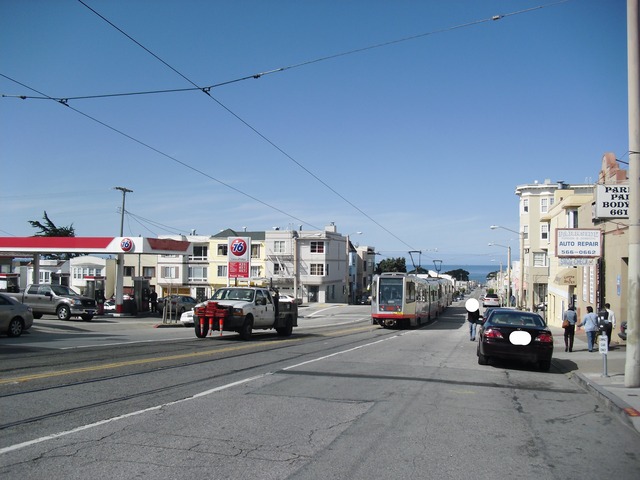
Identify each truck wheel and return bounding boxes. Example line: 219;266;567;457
57;305;71;321
276;317;293;337
239;316;253;340
8;318;24;337
194;321;208;338
81;315;93;322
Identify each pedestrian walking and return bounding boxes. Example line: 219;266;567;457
562;305;577;352
465;298;480;341
604;302;616;348
577;305;599;352
149;289;158;313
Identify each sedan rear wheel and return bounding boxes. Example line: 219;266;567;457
538;359;551;371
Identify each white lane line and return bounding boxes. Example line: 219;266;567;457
0;333;398;455
0;375;265;455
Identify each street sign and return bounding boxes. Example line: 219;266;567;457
599;335;608;354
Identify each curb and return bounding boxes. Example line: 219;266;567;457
570;372;640;435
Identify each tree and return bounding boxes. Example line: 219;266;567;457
444;268;470;281
408;266;429;274
376;257;407;274
29;211;77;260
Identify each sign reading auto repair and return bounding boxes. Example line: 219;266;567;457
228;237;251;278
595;183;629;219
556;229;602;257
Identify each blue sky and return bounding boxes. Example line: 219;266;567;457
0;0;629;268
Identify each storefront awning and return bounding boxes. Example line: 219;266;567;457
554;268;577;286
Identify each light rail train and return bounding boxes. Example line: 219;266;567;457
371;272;453;328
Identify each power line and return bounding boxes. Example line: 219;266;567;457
74;0;419;250
2;0;572;250
1;73;322;232
5;0;572;104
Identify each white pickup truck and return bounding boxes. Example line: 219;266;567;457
193;287;298;339
7;284;97;321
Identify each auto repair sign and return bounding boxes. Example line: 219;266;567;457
556;229;602;257
228;237;250;278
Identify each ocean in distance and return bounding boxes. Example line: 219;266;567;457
426;264;497;284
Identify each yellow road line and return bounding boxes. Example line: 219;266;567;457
1;324;379;385
0;340;296;385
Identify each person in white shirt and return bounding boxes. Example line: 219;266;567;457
604;303;616;347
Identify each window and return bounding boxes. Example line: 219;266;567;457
217;244;228;256
143;266;155;278
541;198;549;214
310;241;325;253
273;241;285;253
274;264;283;275
310;264;324;275
124;266;135;277
540;223;549;241
188;266;207;282
522;198;529;213
567;209;578;228
250;266;262;277
533;252;547;267
162;266;178;279
251;244;260;258
523;225;529;240
39;271;51;283
190;246;208;261
217;265;227;277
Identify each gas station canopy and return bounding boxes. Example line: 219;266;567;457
0;237;192;255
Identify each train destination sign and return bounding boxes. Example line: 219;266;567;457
556;229;602;258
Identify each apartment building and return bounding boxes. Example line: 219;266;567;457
515;153;628;329
515;179;594;312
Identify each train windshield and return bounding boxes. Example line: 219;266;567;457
378;278;403;305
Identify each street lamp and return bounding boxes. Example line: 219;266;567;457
489;242;511;307
490;225;523;309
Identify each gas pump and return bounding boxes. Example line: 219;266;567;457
0;273;20;293
85;276;106;314
133;277;151;313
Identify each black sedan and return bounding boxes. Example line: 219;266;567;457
477;308;553;371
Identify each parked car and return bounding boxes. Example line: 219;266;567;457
279;294;302;305
103;299;116;312
477;308;553;371
179;309;194;327
0;292;34;337
483;293;500;307
158;295;197;316
618;321;628;341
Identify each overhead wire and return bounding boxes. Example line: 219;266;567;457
6;0;573;103
0;74;322;232
74;0;427;250
2;0;572;249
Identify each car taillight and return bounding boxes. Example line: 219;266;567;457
535;333;553;343
484;328;503;339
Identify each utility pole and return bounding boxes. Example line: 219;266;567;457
626;0;640;388
113;186;133;315
114;186;133;236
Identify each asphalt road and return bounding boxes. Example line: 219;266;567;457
1;303;638;479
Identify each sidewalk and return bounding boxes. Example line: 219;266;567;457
550;325;640;435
